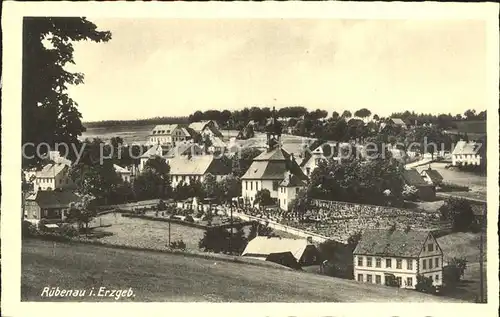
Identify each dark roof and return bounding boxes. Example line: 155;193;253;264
254;147;288;161
241;147;308;181
241;161;289;180
402;169;431;187
422;169;443;183
279;173;306;187
353;229;434;257
32;190;80;209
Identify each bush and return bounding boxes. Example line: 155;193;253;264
37;219;48;232
22;220;38;238
169;240;187;251
59;224;79;238
439;198;475;232
415;275;436;294
157;199;166;210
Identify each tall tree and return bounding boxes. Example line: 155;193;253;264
144;156;172;198
341;110;352;120
22;17;111;168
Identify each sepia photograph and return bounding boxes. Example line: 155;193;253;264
1;1;499;316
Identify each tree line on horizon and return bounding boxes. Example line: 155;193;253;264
83;107;487;131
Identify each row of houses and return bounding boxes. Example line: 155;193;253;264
147;120;223;147
241;227;444;290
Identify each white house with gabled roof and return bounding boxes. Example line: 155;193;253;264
353;228;444;289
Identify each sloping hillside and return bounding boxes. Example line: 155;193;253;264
437;232;484;262
22;239;462;302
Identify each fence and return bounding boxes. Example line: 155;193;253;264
97;199;161;212
233;211;329;243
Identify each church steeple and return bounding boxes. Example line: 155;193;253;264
266;106;282;151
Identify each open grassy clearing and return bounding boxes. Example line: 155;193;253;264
437;232;485;263
22;239;463;302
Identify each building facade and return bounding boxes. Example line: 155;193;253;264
451;140;483;166
353;229;443;289
34;163;73;192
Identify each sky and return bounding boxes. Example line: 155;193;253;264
66;19;488;122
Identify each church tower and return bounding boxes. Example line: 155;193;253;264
265;106;282;151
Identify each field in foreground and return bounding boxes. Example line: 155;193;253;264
21;239;463;302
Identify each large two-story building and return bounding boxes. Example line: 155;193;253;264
148;124;192;145
353;228;444;289
34;163;73;192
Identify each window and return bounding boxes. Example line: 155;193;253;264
422;245;426;252
284;199;286;206
376;258;381;268
306;167;311;175
366;257;372;267
272;181;279;191
435;258;439;268
245;181;248;190
367;275;373;283
435;275;440;282
386;259;392;268
357;256;363;266
296;187;299;194
422;259;427;269
429;259;433;269
255;182;258;190
407;259;413;270
375;275;381;284
357;274;363;282
406;277;413;287
396;277;402;286
396;259;402;269
250;182;253;190
428;244;434;252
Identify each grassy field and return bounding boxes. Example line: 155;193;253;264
93;214;206;250
437;232;485;263
436;232;487;302
21;239;464;302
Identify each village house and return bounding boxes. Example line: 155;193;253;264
379;118;407;132
353;228;444;289
148;124;192;145
138;144;166;173
420;167;444;187
168;154;232;188
34;163;73;192
241;108;308;206
113;164;132;183
188;120;223;139
242;236;320;269
401;169;436;201
300;142;339;177
24;189;80;222
278;172;307;211
241;146;308;206
451;140;483;166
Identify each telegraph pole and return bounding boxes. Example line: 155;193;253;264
168;221;171;246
